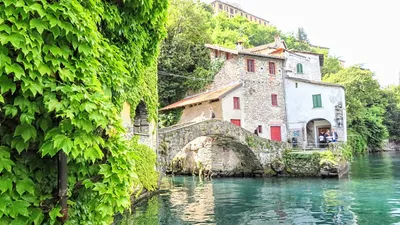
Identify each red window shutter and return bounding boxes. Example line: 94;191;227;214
270;126;282;141
247;59;255;72
231;119;241;127
269;62;276;74
233;97;240;109
258;125;262;133
271;94;278;106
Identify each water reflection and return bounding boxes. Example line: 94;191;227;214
118;152;400;225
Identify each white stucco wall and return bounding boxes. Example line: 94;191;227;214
221;87;243;123
285;79;347;145
284;52;322;82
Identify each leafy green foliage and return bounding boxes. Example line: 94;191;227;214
210;13;280;48
383;85;400;141
130;139;159;195
158;0;215;108
296;27;309;43
324;67;388;152
0;0;167;224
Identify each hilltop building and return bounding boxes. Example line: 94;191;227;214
161;36;347;147
210;0;269;26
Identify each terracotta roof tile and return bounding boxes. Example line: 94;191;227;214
160;83;242;111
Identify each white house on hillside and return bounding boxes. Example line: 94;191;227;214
247;36;347;147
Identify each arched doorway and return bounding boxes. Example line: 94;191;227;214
306;118;331;148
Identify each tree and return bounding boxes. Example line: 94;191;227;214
383;85;400;141
0;1;167;224
322;55;342;76
210;13;280;48
296;27;309;43
158;0;215;108
324;67;388;152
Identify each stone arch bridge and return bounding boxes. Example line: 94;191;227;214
157;120;289;177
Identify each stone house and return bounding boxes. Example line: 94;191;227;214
161;36;347;146
245;36;347;147
161;42;287;141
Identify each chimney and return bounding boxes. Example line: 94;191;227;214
236;40;244;51
274;34;281;45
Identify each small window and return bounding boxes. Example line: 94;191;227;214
269;62;276;75
219;4;223;9
312;94;322;108
241;12;243;16
247;59;255;72
271;94;278;106
230;8;234;14
295;83;298;88
233;97;240;109
264;22;267;25
297;63;303;74
226;52;231;60
258;125;263;133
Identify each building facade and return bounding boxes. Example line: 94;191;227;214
162;37;347;146
161;43;287;141
210;0;269;26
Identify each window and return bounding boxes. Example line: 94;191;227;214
258;125;263;133
230;8;234;14
233;97;240;109
231;119;241;127
219;4;223;9
241;12;243;16
295;83;298;88
214;50;219;58
271;94;278;106
247;59;255;72
269;62;276;74
264;22;267;25
312;94;322;108
226;52;231;59
297;63;303;74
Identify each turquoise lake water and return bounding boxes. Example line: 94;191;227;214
116;152;400;225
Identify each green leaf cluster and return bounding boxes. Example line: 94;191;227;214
0;0;167;224
324;67;389;152
383;85;400;141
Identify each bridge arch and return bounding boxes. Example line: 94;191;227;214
158;120;287;177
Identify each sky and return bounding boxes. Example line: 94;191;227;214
203;0;400;86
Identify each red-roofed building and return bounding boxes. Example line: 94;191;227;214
162;41;288;141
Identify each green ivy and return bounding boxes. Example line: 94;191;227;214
0;0;167;224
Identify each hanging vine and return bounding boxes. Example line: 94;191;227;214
0;0;167;224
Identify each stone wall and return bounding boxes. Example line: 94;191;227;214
284;149;349;178
382;140;400;151
158;119;290;177
284;152;321;177
208;53;288;140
